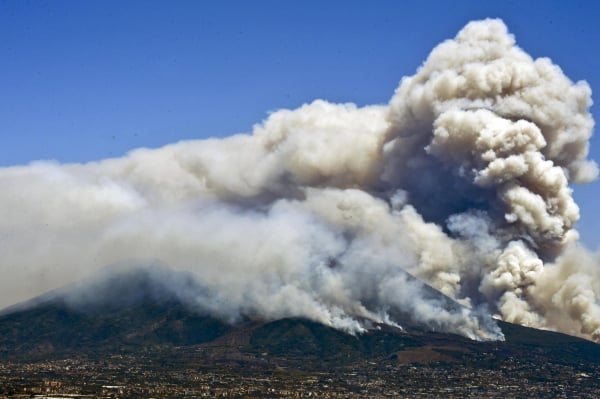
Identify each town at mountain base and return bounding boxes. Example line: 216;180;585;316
1;266;599;398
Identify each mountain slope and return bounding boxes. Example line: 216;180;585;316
0;266;599;369
0;300;230;358
1;295;600;370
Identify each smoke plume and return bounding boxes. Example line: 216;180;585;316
1;19;599;342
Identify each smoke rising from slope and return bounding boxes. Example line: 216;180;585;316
1;19;599;341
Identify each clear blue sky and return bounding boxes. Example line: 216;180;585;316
1;0;599;247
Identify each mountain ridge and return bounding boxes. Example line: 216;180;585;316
1;266;599;369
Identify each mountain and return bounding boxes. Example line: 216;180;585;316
1;267;600;397
1;266;599;369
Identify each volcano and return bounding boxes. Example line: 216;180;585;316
1;265;598;365
1;266;599;397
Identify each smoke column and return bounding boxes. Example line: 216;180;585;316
1;19;599;342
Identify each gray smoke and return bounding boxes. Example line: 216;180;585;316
1;19;598;342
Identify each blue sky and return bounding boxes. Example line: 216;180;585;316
1;0;599;247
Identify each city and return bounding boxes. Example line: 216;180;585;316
1;341;599;398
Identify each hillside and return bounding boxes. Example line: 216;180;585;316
1;273;599;367
1;267;599;397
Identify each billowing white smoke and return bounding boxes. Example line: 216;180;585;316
1;19;598;342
